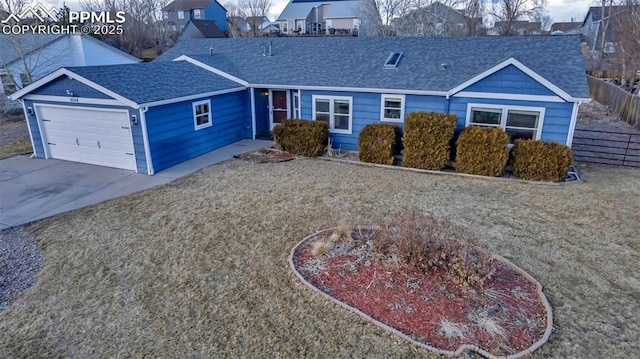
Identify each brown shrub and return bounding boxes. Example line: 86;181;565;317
455;126;510;177
511;139;573;182
358;123;400;165
272;119;329;157
402;111;457;170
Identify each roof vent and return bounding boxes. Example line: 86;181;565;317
440;63;448;70
209;47;214;55
384;52;403;68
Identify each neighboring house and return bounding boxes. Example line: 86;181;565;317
395;1;482;36
488;21;542;36
11;36;590;175
0;34;140;98
162;0;227;33
228;16;250;34
277;0;361;35
549;22;581;35
180;20;226;40
261;22;280;35
246;16;270;36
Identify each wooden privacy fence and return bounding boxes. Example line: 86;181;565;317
572;128;640;167
587;75;640;129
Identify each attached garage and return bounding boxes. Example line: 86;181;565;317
11;60;251;175
36;105;136;170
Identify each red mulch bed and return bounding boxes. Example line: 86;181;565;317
291;228;549;357
235;148;296;163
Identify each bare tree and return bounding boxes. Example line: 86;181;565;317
238;0;272;37
461;0;485;36
611;0;640;87
0;0;28;14
81;0;167;56
225;2;245;37
357;0;411;36
488;0;547;35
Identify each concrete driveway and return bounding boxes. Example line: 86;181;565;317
0;139;272;230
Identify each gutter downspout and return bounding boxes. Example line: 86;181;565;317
139;106;154;175
18;99;37;158
445;92;451;113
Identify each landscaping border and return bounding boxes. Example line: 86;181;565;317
317;156;581;186
288;227;554;359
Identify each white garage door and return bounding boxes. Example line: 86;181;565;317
37;105;136;170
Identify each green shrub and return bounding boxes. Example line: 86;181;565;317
358;123;400;165
402;111;457;170
272;119;329;157
511;139;573;182
455;126;510;177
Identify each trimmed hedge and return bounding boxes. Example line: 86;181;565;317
455;126;510;177
272;119;329;157
401;111;457;170
358;123;400;165
512;139;573;182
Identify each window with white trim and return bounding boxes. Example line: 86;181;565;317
466;103;544;144
380;94;404;122
178;10;185;19
193;100;212;130
312;95;352;134
194;9;202;19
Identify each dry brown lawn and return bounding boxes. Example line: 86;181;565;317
0;159;638;358
0;115;32;160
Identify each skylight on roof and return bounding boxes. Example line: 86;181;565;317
384;52;403;68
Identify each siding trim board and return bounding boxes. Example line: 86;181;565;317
140;107;154;175
566;102;580;147
453;92;565;103
24;94;125;106
19;100;37;155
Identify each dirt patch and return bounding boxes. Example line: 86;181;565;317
0;160;637;358
291;227;550;357
235;148;296;163
577;101;639;132
0;115;31;160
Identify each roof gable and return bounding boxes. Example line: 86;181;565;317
189;20;226;37
460;64;558;97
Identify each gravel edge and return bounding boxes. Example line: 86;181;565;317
0;226;44;313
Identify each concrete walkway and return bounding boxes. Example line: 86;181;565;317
0;139;272;230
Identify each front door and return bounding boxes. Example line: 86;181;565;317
270;90;288;129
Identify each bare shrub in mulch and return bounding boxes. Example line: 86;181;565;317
234;148;296;163
290;209;551;358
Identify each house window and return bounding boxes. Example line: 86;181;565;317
466;104;544;144
282;22;288;33
380;94;405;122
178;11;185;19
193;99;212;130
0;73;17;94
162;11;168;19
194;9;201;19
604;42;616;53
312;95;352;134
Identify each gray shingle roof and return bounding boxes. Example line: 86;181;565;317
65;61;242;104
157;36;590;99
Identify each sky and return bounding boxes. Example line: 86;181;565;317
40;0;595;25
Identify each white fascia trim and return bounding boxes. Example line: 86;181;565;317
139;106;154;175
174;55;249;86
9;68;138;108
566;101;580;148
139;87;246;108
454;91;565;103
251;84;447;96
19;100;37;156
23;94;126;106
569;97;591;103
448;57;573;102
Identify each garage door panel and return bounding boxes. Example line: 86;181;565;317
37;105;136;171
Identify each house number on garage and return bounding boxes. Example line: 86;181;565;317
70;97;79;102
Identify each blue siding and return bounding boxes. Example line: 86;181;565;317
204;1;227;32
31;77;113;99
449;97;574;145
463;65;557;96
146;90;250;172
300;90;448;151
22;99;147;173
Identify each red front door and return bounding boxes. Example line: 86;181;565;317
271;90;288;127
